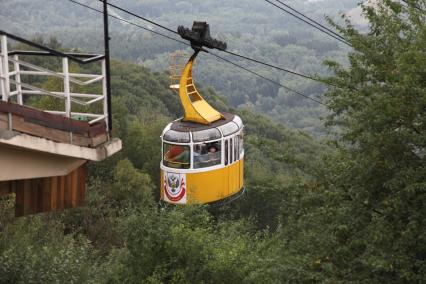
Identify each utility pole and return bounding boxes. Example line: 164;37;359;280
103;0;112;132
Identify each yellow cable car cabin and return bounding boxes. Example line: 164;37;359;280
160;22;245;205
160;114;245;205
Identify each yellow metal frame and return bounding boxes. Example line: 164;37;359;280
178;52;224;124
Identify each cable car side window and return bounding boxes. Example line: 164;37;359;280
192;128;221;142
193;141;222;168
224;140;229;166
163;143;190;169
233;115;243;129
238;131;244;156
163;130;190;143
235;136;239;160
230;138;234;163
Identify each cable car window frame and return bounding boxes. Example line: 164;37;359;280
224;140;229;166
230;138;234;163
238;130;244;157
163;130;191;143
163;143;191;169
192;128;222;143
218;122;239;137
193;140;222;169
233;115;243;129
235;135;239;160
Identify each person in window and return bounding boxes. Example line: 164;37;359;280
208;145;217;155
205;144;220;165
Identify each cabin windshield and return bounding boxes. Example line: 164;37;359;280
163;130;190;143
192;128;221;142
193;141;222;169
163;143;190;169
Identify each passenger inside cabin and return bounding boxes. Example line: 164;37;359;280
193;142;221;168
207;145;217;158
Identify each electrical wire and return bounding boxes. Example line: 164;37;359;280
98;0;178;35
207;52;329;107
67;0;330;107
264;0;352;47
68;0;189;47
274;0;347;41
220;49;335;86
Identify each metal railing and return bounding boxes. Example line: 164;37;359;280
169;51;189;91
0;31;109;127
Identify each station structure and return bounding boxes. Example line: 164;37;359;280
0;31;121;216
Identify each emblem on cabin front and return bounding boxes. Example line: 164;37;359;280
164;172;186;204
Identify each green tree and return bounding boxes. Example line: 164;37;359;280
317;0;426;281
0;216;98;283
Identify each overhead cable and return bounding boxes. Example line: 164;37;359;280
98;0;178;35
263;0;352;47
68;0;189;46
274;0;347;41
221;49;336;86
208;52;329;107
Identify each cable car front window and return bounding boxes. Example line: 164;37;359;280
193;141;222;169
192;128;221;142
163;130;190;143
163;143;190;169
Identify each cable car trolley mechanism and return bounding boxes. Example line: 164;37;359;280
160;22;245;205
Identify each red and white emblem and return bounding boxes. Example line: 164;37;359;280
164;172;186;204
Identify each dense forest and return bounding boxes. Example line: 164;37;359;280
1;0;426;283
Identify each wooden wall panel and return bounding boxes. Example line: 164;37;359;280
0;181;11;196
57;176;65;209
77;164;87;206
50;176;58;211
14;163;87;217
22;180;32;216
42;177;52;212
15;181;25;216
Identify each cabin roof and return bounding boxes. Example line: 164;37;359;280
170;112;234;132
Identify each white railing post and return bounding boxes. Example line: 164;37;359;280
0;52;3;100
101;59;109;130
62;57;71;117
13;55;23;105
0;35;10;102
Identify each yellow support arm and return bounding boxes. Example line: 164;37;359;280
178;52;224;124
